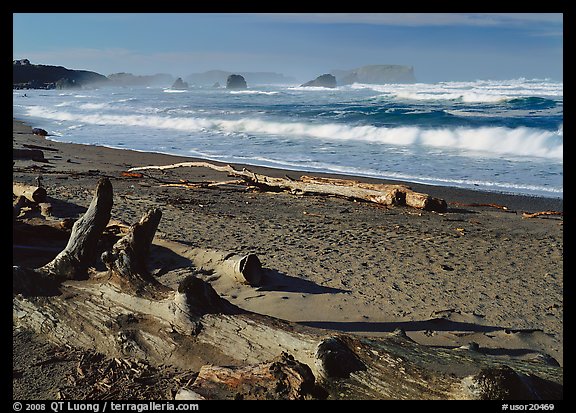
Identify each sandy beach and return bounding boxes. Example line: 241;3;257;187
13;118;563;399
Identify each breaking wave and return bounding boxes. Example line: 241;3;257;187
229;90;279;95
26;106;563;161
351;78;563;103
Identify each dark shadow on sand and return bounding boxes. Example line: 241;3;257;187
446;207;479;214
298;318;501;333
258;269;350;295
148;244;194;276
46;196;88;219
13;221;70;267
477;347;556;360
422;345;561;366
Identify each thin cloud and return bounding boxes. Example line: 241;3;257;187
258;13;562;27
16;47;313;76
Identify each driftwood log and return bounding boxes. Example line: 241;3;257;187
522;211;563;219
186;248;263;286
13;182;47;203
128;162;448;212
13;179;562;400
13;148;46;162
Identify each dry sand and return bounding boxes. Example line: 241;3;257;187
12;118;563;399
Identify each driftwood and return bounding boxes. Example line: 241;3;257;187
158;179;246;189
38;202;53;217
186;248;263;286
13;179;562;400
120;171;145;179
13;195;30;219
185;352;325;400
128;162;448;212
522;211;563;219
13;148;46;162
13;182;47;203
101;208;167;296
13;177;112;295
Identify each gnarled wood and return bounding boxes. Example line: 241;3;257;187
41;177;113;281
13;178;113;296
102;208;165;295
128;161;448;212
188;352;324;400
13;277;563;400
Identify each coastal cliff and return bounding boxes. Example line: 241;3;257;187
13;59;109;89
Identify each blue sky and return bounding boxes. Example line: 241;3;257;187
12;13;563;82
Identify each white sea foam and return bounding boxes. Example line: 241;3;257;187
391;91;509;103
78;103;109;110
350;78;563;103
287;86;339;91
229;90;279;95
25;106;563;161
178;152;562;196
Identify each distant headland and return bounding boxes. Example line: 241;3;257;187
13;59;417;90
331;65;416;85
13;59;108;89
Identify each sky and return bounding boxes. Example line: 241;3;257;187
12;13;563;83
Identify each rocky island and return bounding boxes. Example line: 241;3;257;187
332;65;417;84
226;74;248;90
301;74;337;88
171;77;189;90
187;70;294;86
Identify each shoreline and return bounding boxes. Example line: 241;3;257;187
14;117;563;213
13;117;564;398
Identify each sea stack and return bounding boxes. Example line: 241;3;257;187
171;77;189;90
301;74;337;88
226;74;247;90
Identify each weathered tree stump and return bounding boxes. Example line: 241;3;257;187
101;208;165;295
41;177;113;281
13;177;112;295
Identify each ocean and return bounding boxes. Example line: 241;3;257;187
13;78;563;199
